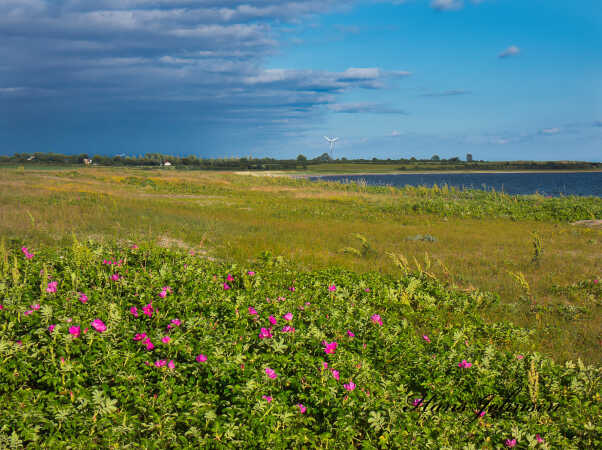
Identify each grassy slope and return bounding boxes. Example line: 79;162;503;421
0;167;600;364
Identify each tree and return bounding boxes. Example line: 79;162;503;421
431;155;440;161
466;153;473;162
297;154;307;162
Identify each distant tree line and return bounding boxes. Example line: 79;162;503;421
0;151;599;171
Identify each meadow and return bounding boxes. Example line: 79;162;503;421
0;166;600;446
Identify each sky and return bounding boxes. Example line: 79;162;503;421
1;0;601;161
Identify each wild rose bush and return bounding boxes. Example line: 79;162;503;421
0;242;599;448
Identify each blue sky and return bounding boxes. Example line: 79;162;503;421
1;0;601;160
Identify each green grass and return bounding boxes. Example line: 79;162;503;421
0;167;601;365
0;242;599;447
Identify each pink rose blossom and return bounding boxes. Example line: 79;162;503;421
131;244;138;249
130;306;139;317
331;370;340;381
265;368;277;379
322;362;328;370
323;341;338;354
328;284;336;292
247;271;255;276
535;434;544;443
167;360;175;369
283;312;293;321
269;315;277;325
91;319;107;332
364;288;370;292
161;336;171;344
347;330;355;338
158;290;167;298
143;337;155;350
78;293;88;304
423;335;431;343
69;326;81;338
24;310;33;316
289;286;295;292
111;273;121;281
196;354;207;363
133;333;147;341
227;274;234;281
281;325;295;333
413;398;423;407
142;303;153;317
259;327;273;339
371;314;383;326
46;281;58;293
223;282;231;290
248;307;258;315
262;395;272;403
297;403;306;413
517;354;524;360
504;439;517;448
155;360;166;367
458;359;472;369
344;382;356;391
48;324;56;333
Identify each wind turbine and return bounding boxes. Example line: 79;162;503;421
323;136;339;156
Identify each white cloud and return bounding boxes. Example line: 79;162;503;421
499;45;520;58
430;0;464;11
540;128;560;135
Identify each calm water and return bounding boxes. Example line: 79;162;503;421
310;172;602;197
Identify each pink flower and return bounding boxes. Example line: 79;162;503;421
24;310;33;316
0;305;3;310
133;333;147;341
167;360;175;369
297;403;306;413
289;286;295;292
517;354;524;360
265;368;277;379
161;336;171;344
91;319;107;332
413;398;423;407
130;306;139;317
262;395;272;403
322;362;328;370
328;284;336;292
281;325;295;333
196;354;207;363
423;335;431;343
46;281;58;293
223;282;231;290
21;247;34;259
504;439;517;448
31;304;40;311
535;434;544;443
371;314;383;326
323;341;338;354
458;359;472;369
131;244;139;249
78;293;88;304
48;324;56;333
227;274;234;281
69;326;81;338
343;382;356;391
475;410;486;417
283;312;293;321
248;271;255;276
594;279;599;284
143;337;154;350
158;290;167;298
268;315;277;326
364;288;370;292
111;273;121;281
155;360;166;367
248;307;258;315
259;327;273;339
142;303;153;317
347;330;355;338
170;318;181;326
331;370;340;381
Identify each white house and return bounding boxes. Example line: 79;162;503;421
163;161;172;166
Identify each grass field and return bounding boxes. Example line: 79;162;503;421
0;166;600;365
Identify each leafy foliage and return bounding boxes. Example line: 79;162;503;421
0;243;599;448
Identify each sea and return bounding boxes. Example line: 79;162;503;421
309;172;602;197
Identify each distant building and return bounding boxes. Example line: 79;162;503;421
27;156;35;161
163;161;172;166
83;158;92;165
466;153;473;162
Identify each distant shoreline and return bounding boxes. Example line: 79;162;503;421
294;169;602;177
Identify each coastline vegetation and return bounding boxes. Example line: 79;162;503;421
0;167;600;366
